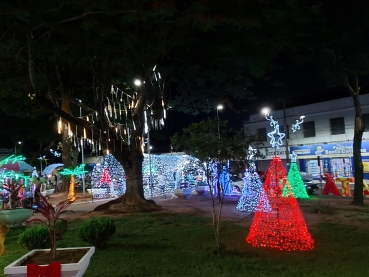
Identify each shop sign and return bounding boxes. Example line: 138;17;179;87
290;141;369;156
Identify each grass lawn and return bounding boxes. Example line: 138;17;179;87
1;211;369;277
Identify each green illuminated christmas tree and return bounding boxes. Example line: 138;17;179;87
283;153;309;199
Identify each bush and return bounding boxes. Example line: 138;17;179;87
18;225;51;250
79;217;116;248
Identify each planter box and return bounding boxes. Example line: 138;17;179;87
195;185;208;195
41;189;55;197
173;188;193;199
4;246;95;277
0;208;33;226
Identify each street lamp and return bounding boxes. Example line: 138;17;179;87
134;79;142;86
38;155;46;176
14;141;22;155
78;99;86;194
216;104;223;139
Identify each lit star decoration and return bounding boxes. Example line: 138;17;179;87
290;151;297;163
291;116;305;133
265;114;285;149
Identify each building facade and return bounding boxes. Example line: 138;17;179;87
243;94;369;179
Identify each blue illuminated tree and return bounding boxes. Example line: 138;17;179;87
236;161;270;213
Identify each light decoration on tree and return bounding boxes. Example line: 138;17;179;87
265;113;285;149
90;154;206;199
55;65;166;156
246;157;314;251
237;146;271;212
59;164;88;201
291;116;305;133
283;152;309;199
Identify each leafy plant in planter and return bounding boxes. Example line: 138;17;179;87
29;192;74;259
18;225;51;250
79;217;116;249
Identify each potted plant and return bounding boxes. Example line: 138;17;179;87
194;181;208;195
0;181;33;226
172;172;193;199
4;192;95;277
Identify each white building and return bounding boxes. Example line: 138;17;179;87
243;94;369;179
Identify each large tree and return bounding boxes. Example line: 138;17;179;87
0;0;280;211
270;0;369;205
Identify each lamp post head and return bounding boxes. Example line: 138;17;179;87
18;141;22;145
134;79;142;86
261;107;270;116
300;115;305;120
216;104;223;110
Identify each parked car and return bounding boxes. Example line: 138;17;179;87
300;171;319;195
230;175;244;193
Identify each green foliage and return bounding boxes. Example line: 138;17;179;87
79;217;116;249
17;225;51;250
171;118;258;163
2;211;369;277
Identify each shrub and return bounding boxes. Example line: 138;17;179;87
79;217;116;248
18;225;51;250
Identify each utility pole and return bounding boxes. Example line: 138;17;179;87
280;99;290;167
79;100;86;194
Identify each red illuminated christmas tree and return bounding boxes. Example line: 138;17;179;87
246;156;314;251
99;167;111;187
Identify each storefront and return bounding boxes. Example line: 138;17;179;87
290;141;369;180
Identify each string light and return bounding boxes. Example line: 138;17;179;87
246;157;314;251
283;154;309;199
236;162;271;213
90;154;206;199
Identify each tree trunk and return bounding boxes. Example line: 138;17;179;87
94;137;160;212
60;91;72;193
352;97;364;205
341;72;364;206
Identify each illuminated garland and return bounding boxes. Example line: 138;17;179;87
246;157;314;251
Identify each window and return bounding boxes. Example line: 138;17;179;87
330;117;345;135
303;121;316;138
281;124;290;139
363;113;369;132
257;128;267;142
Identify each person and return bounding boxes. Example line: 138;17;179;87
34;180;42;207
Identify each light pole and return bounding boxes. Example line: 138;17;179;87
38;155;46;176
14;141;22;155
216;104;223;139
78;99;86;194
280;99;290;166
